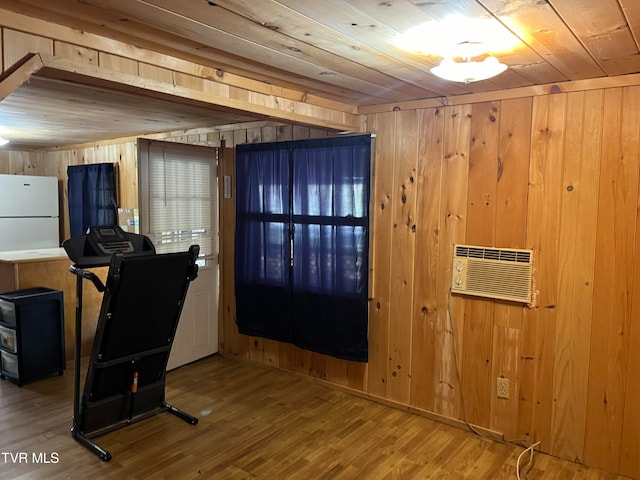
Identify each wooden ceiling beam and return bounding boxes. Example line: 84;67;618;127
0;52;44;101
33;54;361;132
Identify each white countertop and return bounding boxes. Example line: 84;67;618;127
0;247;68;263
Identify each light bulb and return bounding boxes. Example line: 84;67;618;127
431;56;507;83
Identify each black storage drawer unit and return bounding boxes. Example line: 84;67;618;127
0;287;65;386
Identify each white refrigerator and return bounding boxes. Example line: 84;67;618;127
0;174;60;251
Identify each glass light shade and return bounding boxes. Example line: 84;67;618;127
431;56;507;83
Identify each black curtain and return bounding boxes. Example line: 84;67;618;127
67;163;117;237
235;135;371;362
290;138;370;362
234;145;293;342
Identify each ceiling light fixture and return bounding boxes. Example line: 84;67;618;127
431;55;507;83
394;18;515;84
0;126;9;146
430;41;507;83
394;17;520;57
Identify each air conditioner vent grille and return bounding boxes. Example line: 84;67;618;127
455;245;531;263
451;244;533;304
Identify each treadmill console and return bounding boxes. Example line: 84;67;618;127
63;225;156;268
87;226;134;255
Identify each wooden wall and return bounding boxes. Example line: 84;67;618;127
4;8;640;480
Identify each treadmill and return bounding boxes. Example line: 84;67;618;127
63;226;199;461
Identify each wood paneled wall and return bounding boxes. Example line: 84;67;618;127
368;90;640;479
381;90;640;478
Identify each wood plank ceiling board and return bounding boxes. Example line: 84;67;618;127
478;0;606;81
0;75;257;150
621;0;640;47
197;0;450;99
83;0;415;104
549;0;640;76
4;0;640;101
210;0;466;98
269;0;473;97
273;0;568;94
357;0;561;90
340;0;538;88
412;0;568;84
144;0;446;102
32;0;432;105
2;0;640;127
0;0;369;104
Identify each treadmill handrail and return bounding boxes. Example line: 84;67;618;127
69;265;106;293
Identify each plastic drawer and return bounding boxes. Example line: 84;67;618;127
1;351;18;377
0;325;16;353
0;299;15;325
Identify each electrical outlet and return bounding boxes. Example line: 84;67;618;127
497;377;510;399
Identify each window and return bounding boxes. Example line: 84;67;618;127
235;135;372;362
67;163;117;237
137;139;216;267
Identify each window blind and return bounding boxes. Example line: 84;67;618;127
139;140;215;263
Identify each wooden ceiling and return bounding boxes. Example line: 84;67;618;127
1;75;258;150
1;0;640;148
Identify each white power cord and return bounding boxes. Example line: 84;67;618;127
517;441;541;479
446;288;540;479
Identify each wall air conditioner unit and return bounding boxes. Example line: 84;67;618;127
451;244;534;304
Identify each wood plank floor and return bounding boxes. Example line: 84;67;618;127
0;354;629;479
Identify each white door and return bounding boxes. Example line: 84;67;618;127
167;258;218;369
137;139;219;370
